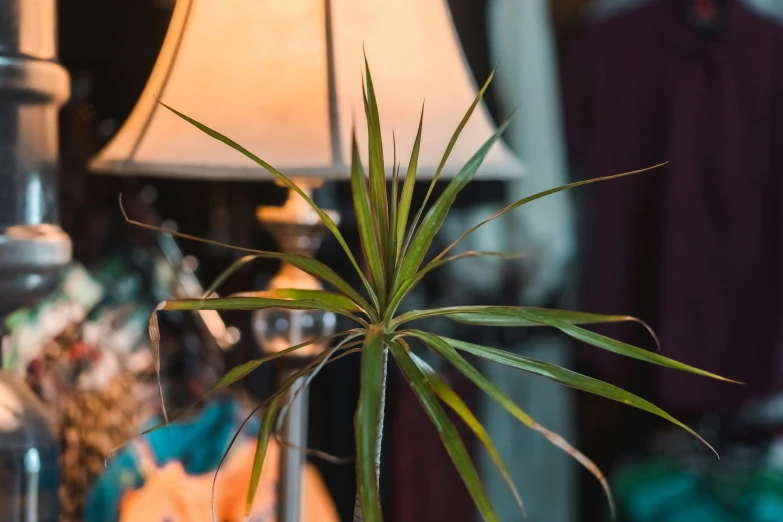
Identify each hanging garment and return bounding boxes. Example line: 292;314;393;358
563;0;783;416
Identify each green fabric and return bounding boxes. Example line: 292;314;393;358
615;456;783;522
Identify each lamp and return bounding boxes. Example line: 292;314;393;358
91;0;524;519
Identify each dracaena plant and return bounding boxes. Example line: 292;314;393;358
126;59;735;521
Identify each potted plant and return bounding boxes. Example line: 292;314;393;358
127;60;734;521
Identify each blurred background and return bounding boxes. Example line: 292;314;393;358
1;0;782;521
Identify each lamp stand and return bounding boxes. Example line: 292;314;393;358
254;182;338;522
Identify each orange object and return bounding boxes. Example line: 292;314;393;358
118;439;337;521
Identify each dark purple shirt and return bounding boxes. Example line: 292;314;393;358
564;0;783;414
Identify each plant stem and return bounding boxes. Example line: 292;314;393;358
353;346;388;521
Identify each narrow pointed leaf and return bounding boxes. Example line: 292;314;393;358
505;309;739;383
202;254;260;298
272;288;362;313
362;71;389;276
396;105;424;261
561;321;739;382
213;402;264;520
396;115;514;286
121;199;375;316
388;134;399;277
382;251;523;321
397;305;659;349
402;70;496;258
408;330;616;517
276;332;365;432
446;307;651;330
351;129;386;305
362;60;389;254
148;302;167;425
408;348;524;515
211;360;319;520
118;337;362;459
245;393;284;516
157;296;362;323
157;101;379;307
434;164;667;263
446;337;717;456
210;330;360;392
355;325;386;522
389;341;499;522
147;296;362;420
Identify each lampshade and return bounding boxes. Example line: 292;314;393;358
90;0;524;180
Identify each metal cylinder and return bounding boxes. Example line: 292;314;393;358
0;0;72;311
0;372;60;522
278;373;308;522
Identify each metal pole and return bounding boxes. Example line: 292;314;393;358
278;373;308;522
257;188;338;521
0;0;72;312
0;2;67;521
277;310;306;522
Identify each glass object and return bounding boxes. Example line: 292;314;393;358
252;307;336;358
0;0;71;309
0;371;59;522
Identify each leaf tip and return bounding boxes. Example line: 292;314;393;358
625;316;662;351
118;193;129;221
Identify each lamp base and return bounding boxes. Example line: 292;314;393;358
255;182;340;522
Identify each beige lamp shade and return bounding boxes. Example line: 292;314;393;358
90;0;524;180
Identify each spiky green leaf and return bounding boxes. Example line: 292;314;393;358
500;309;738;382
157;101;379;309
202;254;260;298
446;337;716;456
211;330;359;393
351;129;386;305
389;340;499;522
408;348;524;515
396;115;513;287
355;325;386;522
402;69;496;259
245;393;284;516
363;54;389;254
397;306;658;348
388;136;400;279
276;332;365;432
434;164;667;263
272;288;362;314
396;105;424;262
120;200;375;317
407;330;616;517
386;252;522;320
157;296;362;323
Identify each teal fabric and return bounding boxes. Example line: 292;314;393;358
85;398;257;522
616;457;783;522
